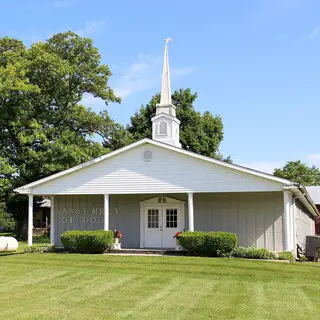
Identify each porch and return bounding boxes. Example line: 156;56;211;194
26;192;292;252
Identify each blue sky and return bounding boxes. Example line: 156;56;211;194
1;0;320;173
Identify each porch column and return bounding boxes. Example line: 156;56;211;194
292;198;297;250
28;195;33;246
188;192;194;231
104;194;109;231
283;191;291;251
50;196;55;245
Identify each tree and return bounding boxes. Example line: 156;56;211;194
273;161;320;185
0;32;120;236
125;88;228;160
0;157;15;231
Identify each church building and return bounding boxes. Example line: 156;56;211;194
15;40;318;252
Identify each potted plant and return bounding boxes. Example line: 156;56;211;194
173;231;182;251
112;229;122;249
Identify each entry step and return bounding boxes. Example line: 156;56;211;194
106;248;187;255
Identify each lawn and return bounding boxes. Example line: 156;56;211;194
1;251;320;320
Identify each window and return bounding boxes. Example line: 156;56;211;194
148;209;159;228
159;121;167;135
166;209;177;228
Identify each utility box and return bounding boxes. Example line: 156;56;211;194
305;235;320;258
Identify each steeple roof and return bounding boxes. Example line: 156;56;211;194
159;38;172;106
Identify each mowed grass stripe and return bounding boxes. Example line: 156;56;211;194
1;254;320;319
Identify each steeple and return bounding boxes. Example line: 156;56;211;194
159;38;172;106
152;39;181;148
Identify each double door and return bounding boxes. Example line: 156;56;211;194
145;205;181;248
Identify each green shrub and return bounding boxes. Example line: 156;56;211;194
0;210;15;232
24;245;55;253
231;246;276;260
24;246;40;253
60;230;113;254
43;244;55;253
179;231;238;257
277;251;295;262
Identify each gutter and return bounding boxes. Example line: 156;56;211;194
284;184;319;217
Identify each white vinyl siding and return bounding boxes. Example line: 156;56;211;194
32;144;282;195
53;192;284;251
295;200;315;249
193;192;284;251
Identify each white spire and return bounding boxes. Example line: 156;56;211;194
151;38;181;148
160;38;172;105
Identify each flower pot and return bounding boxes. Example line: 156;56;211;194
175;239;181;251
112;237;121;250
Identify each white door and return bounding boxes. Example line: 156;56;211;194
162;206;181;248
144;206;181;248
145;207;162;248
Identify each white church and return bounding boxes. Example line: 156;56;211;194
15;40;318;252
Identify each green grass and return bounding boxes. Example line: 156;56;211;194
1;252;320;320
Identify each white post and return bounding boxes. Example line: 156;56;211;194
291;199;296;251
188;192;194;231
283;191;291;251
28;195;33;246
50;196;55;245
288;199;293;250
104;194;109;231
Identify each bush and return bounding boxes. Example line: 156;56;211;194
24;246;39;253
24;245;55;253
0;210;15;232
179;231;238;257
231;246;276;260
60;230;113;254
277;251;295;262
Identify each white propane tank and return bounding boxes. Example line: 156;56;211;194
0;237;19;252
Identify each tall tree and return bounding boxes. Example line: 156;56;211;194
0;32;120;235
273;161;320;185
124;88;228;160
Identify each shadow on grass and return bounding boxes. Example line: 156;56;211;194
0;252;26;257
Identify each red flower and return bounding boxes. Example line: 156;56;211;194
173;231;182;239
114;230;122;239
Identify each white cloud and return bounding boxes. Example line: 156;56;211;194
171;66;198;77
81;93;105;110
307;25;320;40
76;21;106;37
306;153;320;167
53;0;75;8
114;53;198;99
240;161;285;174
241;153;320;175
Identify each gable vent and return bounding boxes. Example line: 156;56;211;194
142;150;153;162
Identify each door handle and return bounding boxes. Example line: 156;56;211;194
160;226;163;231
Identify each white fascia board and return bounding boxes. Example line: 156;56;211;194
151;113;180;124
284;185;319;217
14;138;294;194
148;139;294;185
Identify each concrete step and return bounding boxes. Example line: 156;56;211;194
106;248;187;256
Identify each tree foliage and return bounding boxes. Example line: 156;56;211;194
273;161;320;185
0;33;229;236
122;88;228;160
0;32;120;234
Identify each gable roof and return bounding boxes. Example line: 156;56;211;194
13;138;319;216
306;186;320;204
14;138;295;193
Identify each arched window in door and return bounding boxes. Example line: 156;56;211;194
159;121;168;135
